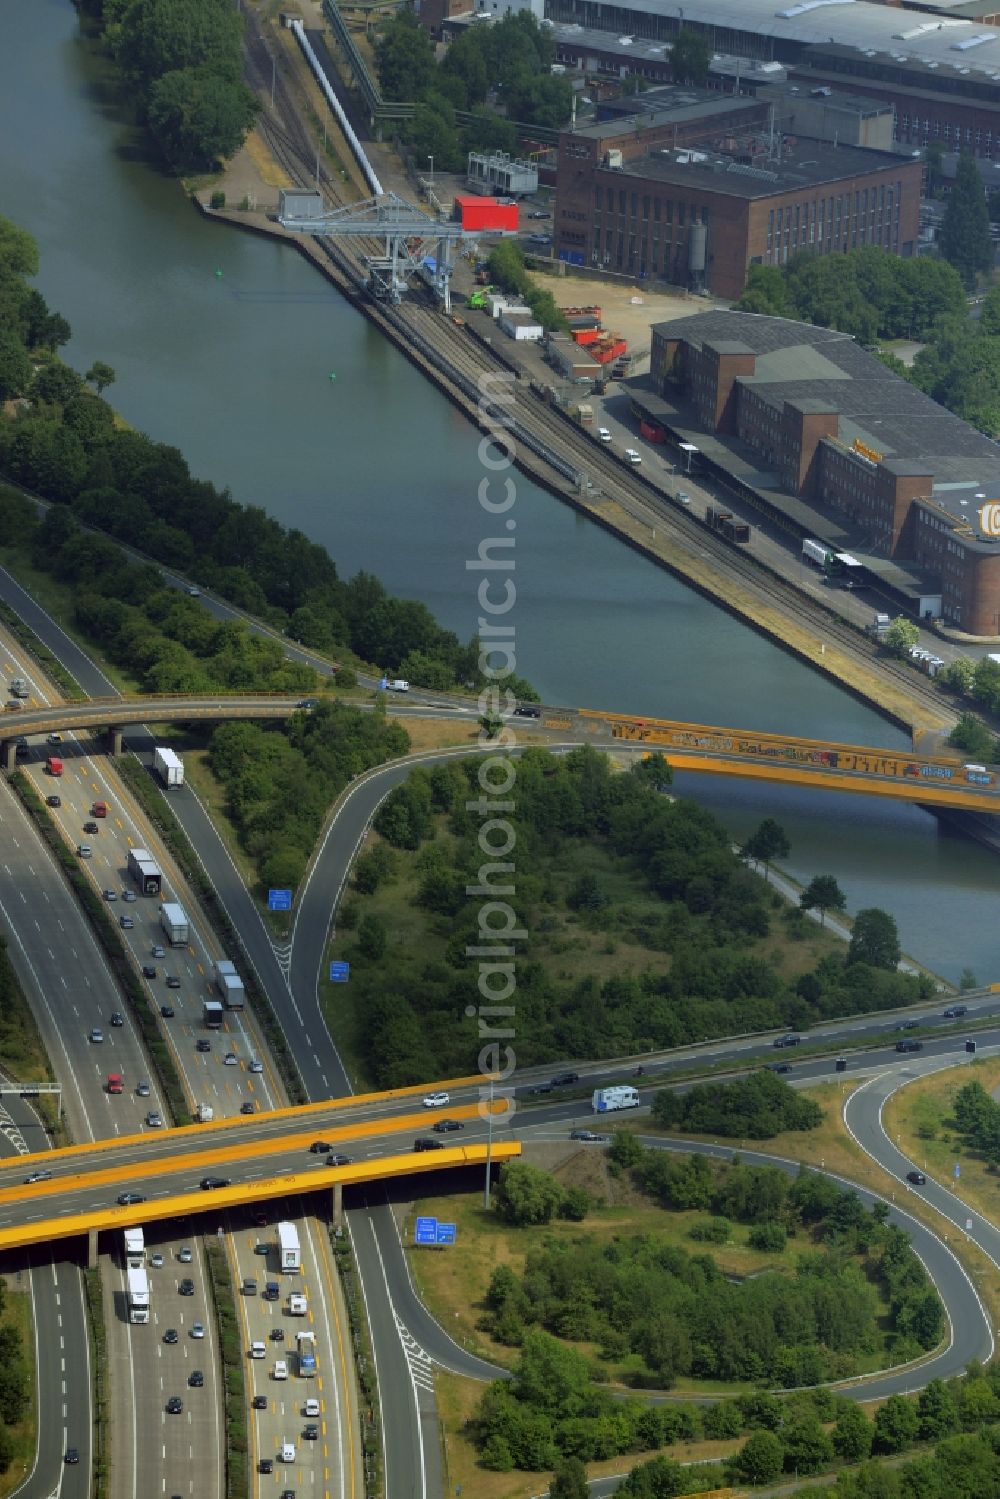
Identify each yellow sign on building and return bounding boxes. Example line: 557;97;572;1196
852;438;883;464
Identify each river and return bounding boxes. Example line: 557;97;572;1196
0;0;997;982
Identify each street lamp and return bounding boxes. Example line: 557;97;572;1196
483;1074;495;1210
428;155;435;190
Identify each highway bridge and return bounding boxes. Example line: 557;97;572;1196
2;690;998;810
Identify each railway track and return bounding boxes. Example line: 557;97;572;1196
238;13;955;733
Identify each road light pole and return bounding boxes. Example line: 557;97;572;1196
428;155;435;191
483;1074;495;1210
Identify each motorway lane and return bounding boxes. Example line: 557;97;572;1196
21;1254;92;1499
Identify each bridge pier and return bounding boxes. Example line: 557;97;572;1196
1;741;14;771
109;727;123;757
331;1182;342;1232
87;1228;98;1270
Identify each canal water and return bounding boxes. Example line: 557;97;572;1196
1;0;996;981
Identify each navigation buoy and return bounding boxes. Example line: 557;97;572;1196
329;372;337;381
215;268;223;278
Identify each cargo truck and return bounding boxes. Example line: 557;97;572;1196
45;756;63;777
214;959;245;1010
160;902;189;946
203;1001;224;1029
277;1221;301;1272
153;746;184;788
9;679;29;699
801;538;832;568
288;1292;307;1315
592;1085;640;1112
296;1331;317;1377
127;847;162;896
124;1227;144;1267
196;1103;215;1122
127;1265;150;1324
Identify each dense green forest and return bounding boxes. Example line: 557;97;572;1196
0;215;532;698
339;748;930;1083
650;1067;824;1139
75;0;260;173
475;1156;941;1470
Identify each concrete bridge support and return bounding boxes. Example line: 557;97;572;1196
2;741;14;771
331;1182;343;1232
109;727;123;756
87;1229;98;1270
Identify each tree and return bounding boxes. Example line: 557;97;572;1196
375;10;436;101
0;215;39;278
847;908;901;970
86;360;116;395
0;333;31;402
873;1392;919;1453
740;818;790;881
942;658;976;695
960;967;979;991
949;711;995;762
833;1401;874;1462
550;1456;589;1499
147;67;260;172
734;1429;784;1485
940;152;992;287
882;616;920;658
670;26;710;86
357;913;387;961
781;1412;833;1474
916;1377;960;1440
924;139;946;199
619;1455;684;1497
800;874;846;926
494;1162;565;1225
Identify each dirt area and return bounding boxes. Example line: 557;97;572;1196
533;271;716;365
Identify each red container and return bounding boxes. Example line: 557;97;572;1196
591;338;628;365
455;195;519;233
640;419;666;443
572;327;599;345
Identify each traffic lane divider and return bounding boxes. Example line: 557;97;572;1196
0;1142;522;1252
0;1100;511;1207
11;1072;492;1169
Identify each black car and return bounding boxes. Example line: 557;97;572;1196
270;1327;285;1341
83;821;99;835
240;1101;255;1115
195;1038;211;1052
309;1141;332;1154
252;1395;268;1410
64;1448;80;1464
166;975;181;989
331;1153;352;1166
188;1370;204;1387
110;1012;124;1027
768;1062;791;1074
179;1279;194;1296
414;1138;444;1152
200;1176;230;1190
895;1039;923;1053
570;1129;601;1141
551;1071;579;1087
164;1328;178;1344
433;1119;464;1133
944;1005;968;1018
514;704;541;718
160;1004;175;1019
297;698;319;709
303;1423;319;1439
166;1396;183;1414
906;1170;927;1185
117;1192;145;1206
46;795;62;808
142;965;157;979
529;1083;552;1095
259;1459;274;1475
253;1242;270;1256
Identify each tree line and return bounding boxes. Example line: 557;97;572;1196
0;215;530;699
475;1154;942;1472
651;1068;823;1139
77;0;259;173
487;240;568;332
344;748;929;1087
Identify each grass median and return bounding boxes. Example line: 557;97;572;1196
205;1240;248;1499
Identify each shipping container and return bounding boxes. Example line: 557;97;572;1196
572;327;600;346
590;337;628;365
560;305;602;322
453;195;519;233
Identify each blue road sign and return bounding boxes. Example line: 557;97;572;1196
329;961;350;983
436;1222;457;1245
954;1162;961;1179
268;889;292;911
379;676;388;690
415;1216;438;1245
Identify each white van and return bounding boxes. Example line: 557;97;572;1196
273;1359;288;1380
249;1341;265;1359
280;1442;296;1463
304;1398;320;1417
288;1293;307;1316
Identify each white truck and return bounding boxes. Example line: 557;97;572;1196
277;1221;301;1272
288;1292;307;1316
196;1103;215;1123
153;746;184;788
127;847;162;896
160;902;189;946
127;1265;150;1324
592;1085;640;1113
124;1227;145;1268
214;959;245;1010
384;678;409;693
296;1330;317;1377
801;538;831;568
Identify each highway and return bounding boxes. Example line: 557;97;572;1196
0;563;998;1498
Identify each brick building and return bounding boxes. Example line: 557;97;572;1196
646;312;1000;633
556;105;921;296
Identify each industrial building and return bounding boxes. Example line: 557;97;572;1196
544;0;1000;160
639;311;1000;634
555;92;921;295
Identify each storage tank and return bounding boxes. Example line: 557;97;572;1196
688;222;707;278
